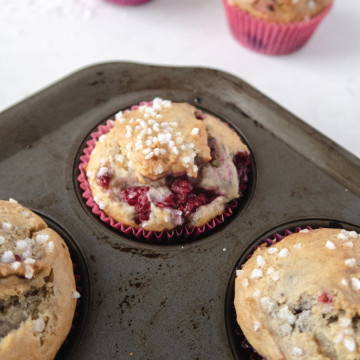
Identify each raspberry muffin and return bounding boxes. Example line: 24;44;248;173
234;228;360;359
222;0;333;54
83;98;250;233
0;199;79;360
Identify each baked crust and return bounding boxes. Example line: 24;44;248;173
0;200;78;360
234;228;360;360
85;99;250;231
228;0;333;23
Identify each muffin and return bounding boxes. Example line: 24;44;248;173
82;98;250;235
0;199;79;360
222;0;333;54
234;228;360;359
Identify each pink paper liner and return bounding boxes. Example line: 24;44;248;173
78;104;243;244
234;226;313;359
103;0;151;5
222;0;332;55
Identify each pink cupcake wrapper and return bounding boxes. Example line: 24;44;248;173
103;0;151;5
222;0;333;55
78;105;242;244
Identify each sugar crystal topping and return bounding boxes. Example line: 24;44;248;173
112;99;211;182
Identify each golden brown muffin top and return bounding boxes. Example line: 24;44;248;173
229;0;333;23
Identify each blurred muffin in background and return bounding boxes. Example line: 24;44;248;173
222;0;333;55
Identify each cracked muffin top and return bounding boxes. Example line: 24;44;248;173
234;228;360;360
85;98;250;232
228;0;333;22
0;199;79;360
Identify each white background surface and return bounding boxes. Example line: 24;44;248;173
1;0;359;158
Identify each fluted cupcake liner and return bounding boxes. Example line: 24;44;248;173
222;0;332;55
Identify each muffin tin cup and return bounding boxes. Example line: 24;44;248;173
1;62;360;359
225;220;360;360
78;107;250;244
222;0;333;55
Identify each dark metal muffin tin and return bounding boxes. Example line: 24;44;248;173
0;62;360;360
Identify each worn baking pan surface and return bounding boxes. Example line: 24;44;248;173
0;62;360;359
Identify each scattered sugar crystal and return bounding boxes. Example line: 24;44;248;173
2;222;11;230
153;148;160;156
325;241;336;250
351;278;360;291
0;236;5;245
270;271;280;281
9;198;18;203
11;261;21;270
145;152;154;160
278;306;296;324
1;250;15;263
343;337;356;352
253;290;261;299
222;248;226;252
242;278;249;288
337;232;348;240
191;128;199;136
267;267;274;275
293;243;302;249
16;240;28;250
98;134;106;142
143;148;151;155
24;258;35;264
154;164;163;175
299;229;309;233
345;258;356;267
344;241;353;248
97;167;108;177
159;148;166;156
342;279;349;286
340;318;352;327
25;265;34;279
47;241;54;253
171;147;179;155
349;231;358;238
251;269;263;279
22;250;32;259
268;248;278;254
36;234;49;244
236;269;244;277
279;248;289;258
261;297;275;313
256;256;266;267
193;165;198;173
334;333;344;344
33;318;45;333
291;346;303;356
253;321;260;332
72;290;81;299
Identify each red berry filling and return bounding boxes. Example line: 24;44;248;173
14;254;21;262
122;186;151;223
156;178;217;219
97;171;112;189
318;292;333;304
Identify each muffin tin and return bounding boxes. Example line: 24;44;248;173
0;62;360;359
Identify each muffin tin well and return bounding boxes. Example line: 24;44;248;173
0;62;360;359
73;107;256;245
